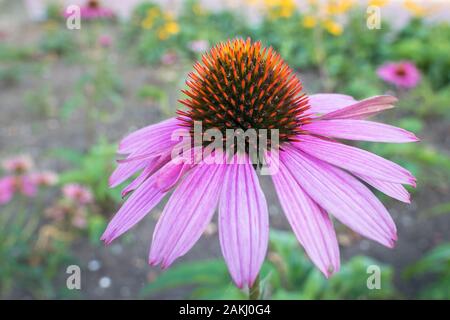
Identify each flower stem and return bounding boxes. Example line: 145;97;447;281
249;275;260;300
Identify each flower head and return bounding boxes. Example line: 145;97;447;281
0;175;37;204
188;40;209;53
2;155;34;174
0;176;15;204
377;61;421;89
63;183;93;205
103;38;418;289
30;171;59;187
64;0;114;21
98;34;112;48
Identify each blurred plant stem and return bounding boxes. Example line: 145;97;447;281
249;275;260;300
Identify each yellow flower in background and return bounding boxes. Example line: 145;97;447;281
157;29;169;40
303;15;317;28
193;3;206;16
325;0;354;15
264;0;296;19
43;21;58;31
141;7;161;30
369;0;389;7
141;17;154;29
323;19;343;36
165;21;180;35
403;0;439;17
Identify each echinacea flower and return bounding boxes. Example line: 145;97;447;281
63;0;114;21
30;171;59;187
0;175;37;204
63;183;93;205
2;155;34;174
188;40;209;53
0;176;15;204
103;39;418;289
98;34;112;48
377;61;421;89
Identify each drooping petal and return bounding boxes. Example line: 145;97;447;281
281;146;397;248
294;135;416;186
118;117;183;154
302;119;419;143
120;152;172;197
109;154;151;188
101;174;167;244
149;160;225;268
218;155;269;288
121;165;155;198
320;95;397;120
308;94;356;115
355;173;411;203
271;156;340;277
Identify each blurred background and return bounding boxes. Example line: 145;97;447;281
0;0;449;299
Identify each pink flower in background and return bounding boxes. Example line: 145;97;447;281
161;52;178;65
98;34;112;48
2;155;34;174
0;175;37;204
0;176;15;204
72;211;88;229
63;184;93;205
377;61;421;89
17;175;38;197
102;39;418;289
63;0;114;21
30;171;59;187
188;40;209;53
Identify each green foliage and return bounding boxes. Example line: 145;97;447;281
54;139;122;210
39;28;77;58
404;243;450;299
122;0;250;65
391;19;450;90
140;230;396;299
0;199;75;299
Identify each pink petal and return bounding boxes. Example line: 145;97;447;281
308;94;356;115
321;95;397;120
149;160;225;268
120;152;172;197
101;175;166;244
218;154;269;288
308;93;356;114
20;175;37;197
271;157;340;277
118;118;182;154
109;153;151;188
0;176;15;204
121;165;155;198
355;173;411;203
294;135;416;186
302;119;419;143
281;146;397;248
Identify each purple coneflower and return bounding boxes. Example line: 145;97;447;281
102;39;418;289
63;0;114;21
63;183;93;205
377;61;421;89
98;34;112;48
2;154;34;174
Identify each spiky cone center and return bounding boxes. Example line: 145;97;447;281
87;0;100;9
177;38;310;154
